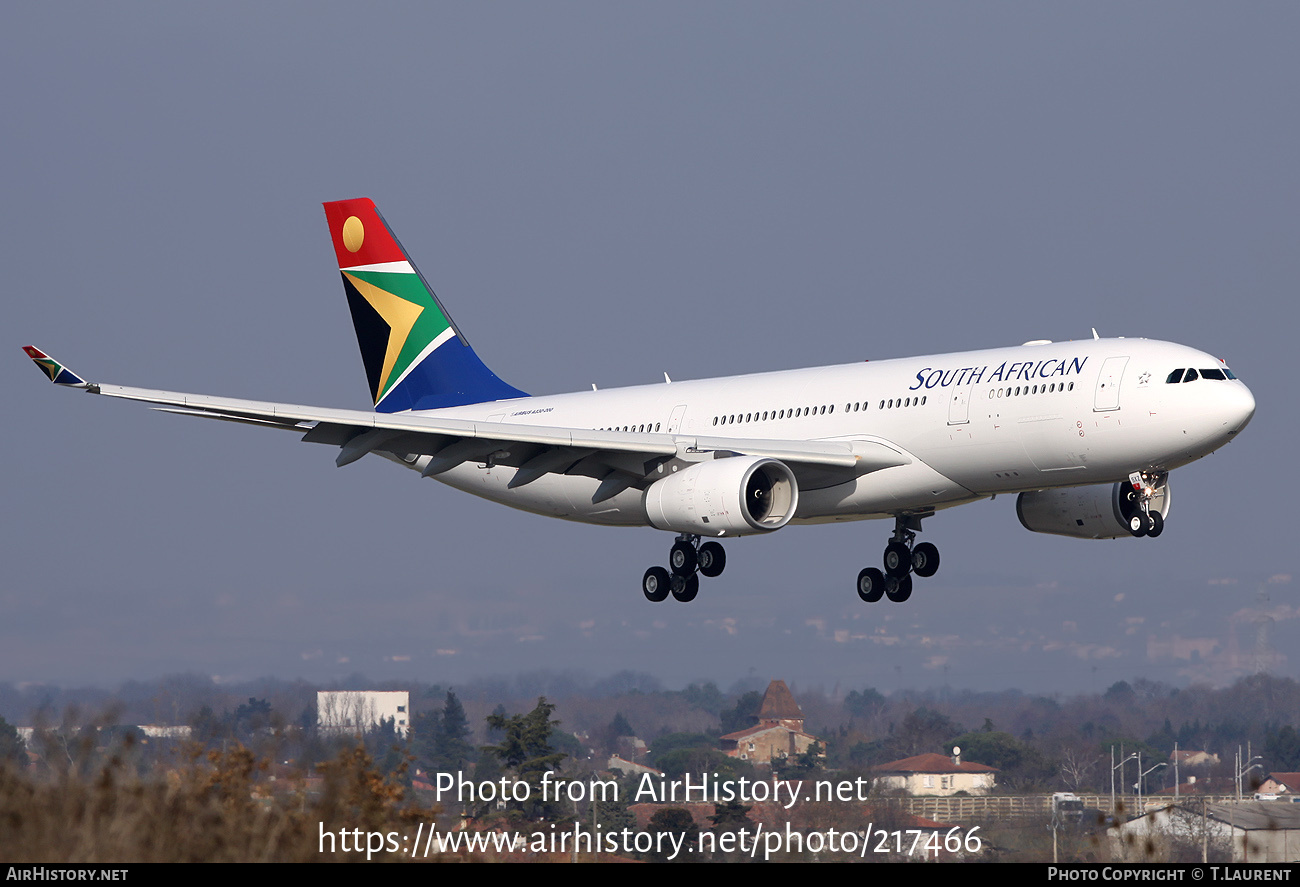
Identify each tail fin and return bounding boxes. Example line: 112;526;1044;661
322;198;527;412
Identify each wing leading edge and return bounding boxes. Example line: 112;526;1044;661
24;348;911;499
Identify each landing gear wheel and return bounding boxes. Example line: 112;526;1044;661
698;541;726;578
884;541;912;578
1147;511;1164;538
886;574;913;603
911;542;940;578
857;567;885;603
642;567;670;603
671;572;700;603
1128;514;1148;538
669;541;698;576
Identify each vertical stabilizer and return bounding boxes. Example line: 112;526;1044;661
322;198;527;412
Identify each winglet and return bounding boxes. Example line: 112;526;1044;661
22;346;91;388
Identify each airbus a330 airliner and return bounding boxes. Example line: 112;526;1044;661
26;198;1256;605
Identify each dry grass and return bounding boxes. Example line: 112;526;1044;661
0;739;436;862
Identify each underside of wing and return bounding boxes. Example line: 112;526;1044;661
29;349;911;504
105;384;912;498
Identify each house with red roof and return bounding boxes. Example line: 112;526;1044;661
1265;772;1300;796
873;749;998;796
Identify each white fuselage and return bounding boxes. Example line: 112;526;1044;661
395;338;1254;528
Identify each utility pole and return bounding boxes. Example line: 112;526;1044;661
1174;742;1180;801
1112;748;1137;817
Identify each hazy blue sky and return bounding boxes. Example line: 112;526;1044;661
5;3;1296;695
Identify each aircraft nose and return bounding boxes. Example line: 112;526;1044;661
1227;381;1256;435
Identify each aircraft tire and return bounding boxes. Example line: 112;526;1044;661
1147;511;1164;538
698;542;726;578
672;572;700;603
911;542;940;578
884;542;911;578
857;568;885;603
669;541;698;576
886;574;913;603
1128;514;1148;537
643;567;671;603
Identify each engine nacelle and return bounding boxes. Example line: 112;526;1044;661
1016;481;1171;539
643;456;799;537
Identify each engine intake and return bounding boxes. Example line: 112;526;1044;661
643;456;799;537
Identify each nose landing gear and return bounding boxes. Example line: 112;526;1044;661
1123;471;1168;538
856;515;937;605
643;535;726;603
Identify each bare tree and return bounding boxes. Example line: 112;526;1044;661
317;692;378;736
1059;746;1099;793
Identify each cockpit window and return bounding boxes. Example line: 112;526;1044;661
1170;365;1238;382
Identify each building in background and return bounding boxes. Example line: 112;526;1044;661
873;749;998;796
720;680;821;765
317;690;409;737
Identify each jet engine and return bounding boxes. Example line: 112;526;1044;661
643;456;799;537
1016;481;1171;539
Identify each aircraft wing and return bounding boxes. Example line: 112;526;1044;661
25;347;909;497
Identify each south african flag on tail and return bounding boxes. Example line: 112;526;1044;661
22;346;89;387
323;199;527;413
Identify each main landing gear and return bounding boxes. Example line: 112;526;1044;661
856;515;939;605
643;534;726;603
1123;470;1167;538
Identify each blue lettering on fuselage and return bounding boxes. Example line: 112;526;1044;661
909;357;1088;391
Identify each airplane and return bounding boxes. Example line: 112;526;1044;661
25;198;1256;605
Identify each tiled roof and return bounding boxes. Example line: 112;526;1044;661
1268;772;1300;793
873;752;997;774
758;680;803;720
720;724;817;742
